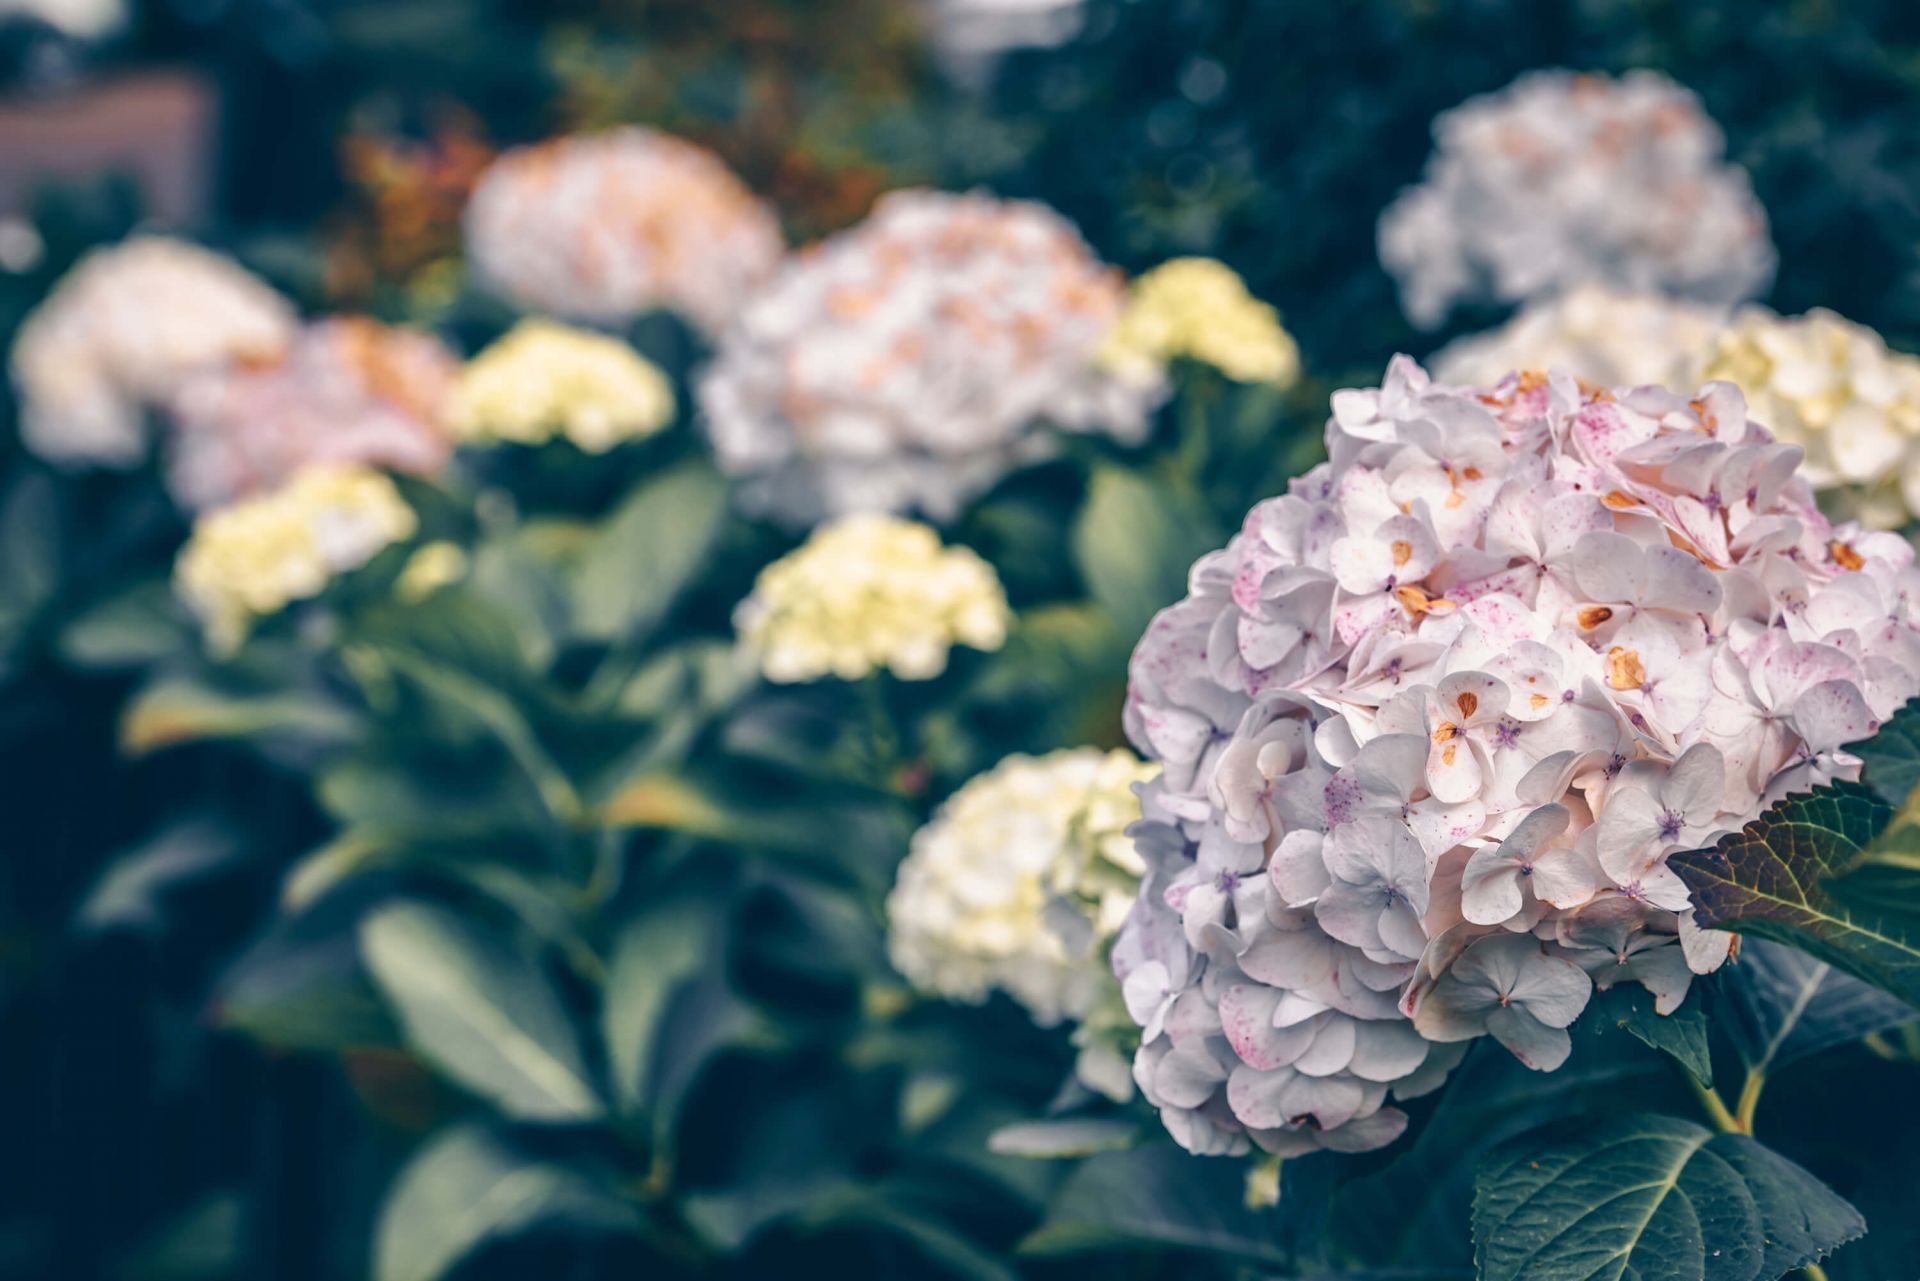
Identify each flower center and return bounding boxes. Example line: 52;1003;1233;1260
1606;646;1645;691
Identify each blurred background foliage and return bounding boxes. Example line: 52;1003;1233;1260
5;1;1920;1279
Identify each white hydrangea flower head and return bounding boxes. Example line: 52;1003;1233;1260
448;319;674;454
463;127;784;336
1098;257;1302;386
1379;70;1775;330
736;513;1011;683
1692;307;1920;529
165;318;456;513
1433;286;1726;391
888;747;1156;1028
176;464;417;654
9;236;295;468
1116;355;1920;1159
700;189;1164;527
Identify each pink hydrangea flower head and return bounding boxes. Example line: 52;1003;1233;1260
1115;356;1920;1157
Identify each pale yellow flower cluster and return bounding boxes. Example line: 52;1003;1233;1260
394;541;470;602
886;748;1156;1029
736;514;1010;683
176;465;417;653
447;319;675;454
1099;257;1301;385
1694;307;1920;527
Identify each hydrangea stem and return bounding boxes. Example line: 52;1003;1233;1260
1685;1071;1744;1135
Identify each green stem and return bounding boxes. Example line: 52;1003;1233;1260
1733;1069;1766;1135
860;675;901;790
1798;1265;1830;1281
1685;1072;1743;1135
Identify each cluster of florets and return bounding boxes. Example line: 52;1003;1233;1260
1098;257;1301;387
448;319;675;454
165;318;456;512
699;189;1163;527
9;236;296;468
463;127;784;336
888;748;1155;1023
735;513;1011;683
1694;307;1920;529
1379;70;1775;329
1114;356;1920;1158
888;746;1158;1099
1432;285;1723;392
175;464;417;653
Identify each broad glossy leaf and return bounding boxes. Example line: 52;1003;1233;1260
215;898;396;1052
1018;1142;1292;1264
602;896;722;1118
1671;781;1920;1008
120;676;361;757
1473;1112;1862;1281
58;579;187;669
1585;983;1713;1085
569;460;728;642
1850;697;1920;808
374;1126;639;1281
76;817;243;935
1071;464;1220;639
1719;938;1915;1074
360;902;604;1122
986;1118;1138;1158
1330;1039;1669;1267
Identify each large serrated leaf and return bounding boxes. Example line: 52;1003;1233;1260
1585;982;1713;1086
374;1126;639;1281
1671;781;1920;1008
361;902;604;1122
1473;1112;1863;1281
1719;938;1915;1074
1851;697;1920;808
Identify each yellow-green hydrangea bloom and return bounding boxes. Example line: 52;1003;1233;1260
176;464;416;653
1099;257;1301;385
886;747;1155;1033
1693;307;1920;527
448;319;675;454
394;540;470;602
736;513;1010;682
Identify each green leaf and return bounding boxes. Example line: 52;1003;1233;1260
1473;1112;1863;1281
1585;982;1713;1086
1671;781;1920;1008
119;676;361;757
1330;1039;1670;1267
1018;1143;1293;1265
569;460;729;642
602;897;721;1118
1851;697;1920;808
986;1118;1139;1158
214;902;396;1052
76;818;244;935
1070;464;1220;639
0;472;58;657
374;1126;639;1281
360;902;604;1122
58;579;187;669
1720;938;1915;1074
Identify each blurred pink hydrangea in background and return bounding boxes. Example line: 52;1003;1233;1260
463;126;786;336
1380;70;1775;329
164;317;457;513
699;189;1163;527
